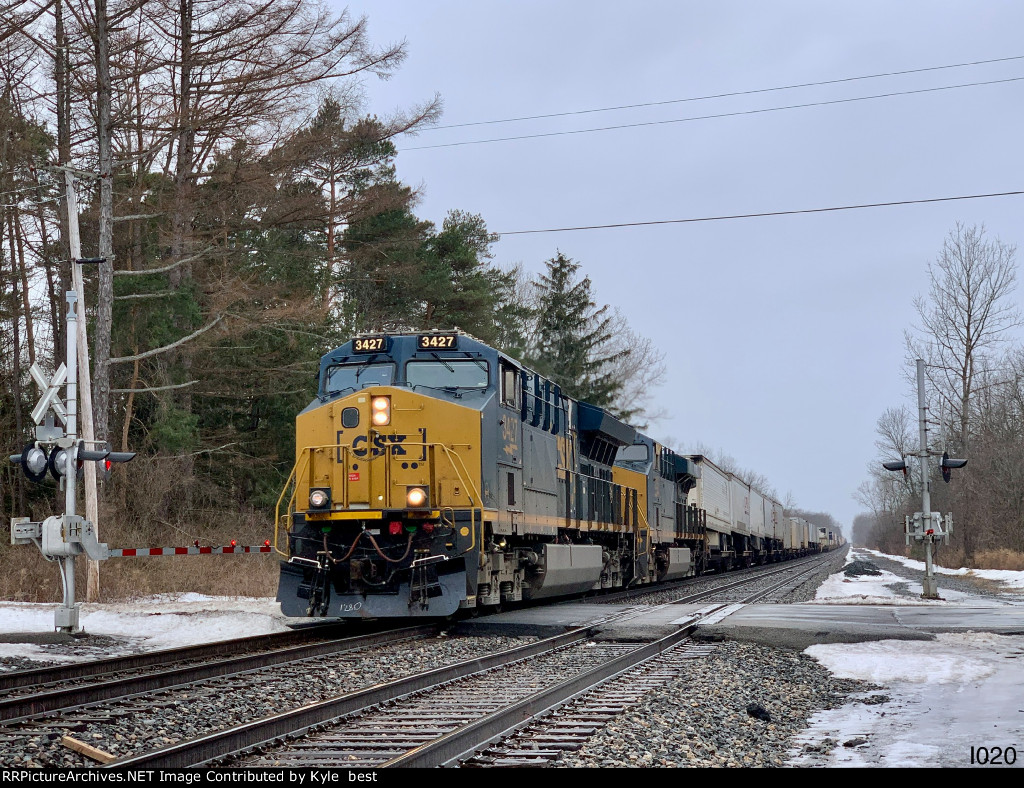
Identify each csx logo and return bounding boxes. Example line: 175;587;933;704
338;429;426;460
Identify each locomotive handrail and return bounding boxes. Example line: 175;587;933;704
274;444;336;557
273;449;314;557
636;504;651;534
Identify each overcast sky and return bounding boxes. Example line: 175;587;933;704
333;1;1024;533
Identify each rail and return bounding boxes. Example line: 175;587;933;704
103;627;599;768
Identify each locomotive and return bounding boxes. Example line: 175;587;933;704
275;330;802;619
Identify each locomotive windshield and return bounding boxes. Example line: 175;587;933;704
325;362;394;394
407;359;488;390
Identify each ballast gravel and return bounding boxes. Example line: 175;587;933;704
552;639;875;768
0;634;538;768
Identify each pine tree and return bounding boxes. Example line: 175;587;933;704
527;252;626;408
419;211;531;348
339;183;432;333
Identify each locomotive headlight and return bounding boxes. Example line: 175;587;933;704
309;488;331;510
406;486;429;508
371;396;391;426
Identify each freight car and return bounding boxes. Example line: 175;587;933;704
275;331;799;619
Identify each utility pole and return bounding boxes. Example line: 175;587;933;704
64;171;101;601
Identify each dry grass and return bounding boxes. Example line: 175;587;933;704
934;547;966;570
934;547;1024;572
98;554;278;601
0;457;281;603
0;531;279;604
970;549;1024;571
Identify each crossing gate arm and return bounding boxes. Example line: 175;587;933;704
108;544;274;557
11;517;272;561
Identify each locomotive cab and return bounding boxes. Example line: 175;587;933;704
277;332;492;618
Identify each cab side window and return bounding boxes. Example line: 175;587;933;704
501;362;519;408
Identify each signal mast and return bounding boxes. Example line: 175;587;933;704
882;359;966;599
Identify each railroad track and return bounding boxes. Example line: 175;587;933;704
0;624;438;724
0;619;353;695
454;564;833;768
461;639;718;767
1;555;838;768
691;556;835;605
595;552;836;607
104;613;711;769
101;565;804;769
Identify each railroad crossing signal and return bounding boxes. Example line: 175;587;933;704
882;459;907;476
882;454;966;484
10;440;136;485
12;361;136;486
16;444;49;483
940;451;968;483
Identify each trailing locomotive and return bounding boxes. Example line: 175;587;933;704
275;331;808;619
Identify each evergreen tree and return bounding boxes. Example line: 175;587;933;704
527;252;626;408
279;102;402;311
339;183;432;334
487;262;535;359
419;211;532;349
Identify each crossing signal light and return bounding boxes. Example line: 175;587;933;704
47;447;81;481
882;459;908;477
10;441;135;484
79;441;134;482
76;442;136;485
940;451;967;483
12;444;49;483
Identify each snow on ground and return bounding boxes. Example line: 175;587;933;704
863;549;1024;590
791;631;1024;768
0;594;290;664
808;555;988;606
810;563;946;606
1;551;1023;768
788;549;1024;768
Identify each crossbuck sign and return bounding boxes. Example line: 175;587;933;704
29;362;68;427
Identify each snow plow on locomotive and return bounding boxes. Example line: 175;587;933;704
274;331;800;619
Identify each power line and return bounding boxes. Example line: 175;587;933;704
496;190;1024;236
403;76;1024;151
424;54;1024;131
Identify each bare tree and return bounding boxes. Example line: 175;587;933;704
853;405;920;552
906;223;1022;450
904;223;1022;561
57;0;433;445
872;404;918;495
961;348;1024;552
602;307;667;428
